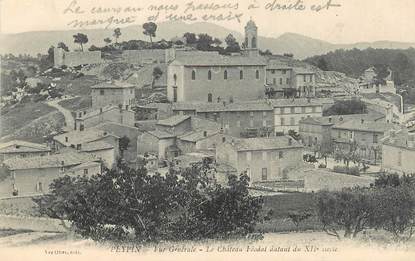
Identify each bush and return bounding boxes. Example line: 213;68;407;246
34;160;264;242
318;163;327;169
333;165;360;176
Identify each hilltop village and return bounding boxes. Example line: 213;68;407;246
1;20;414;198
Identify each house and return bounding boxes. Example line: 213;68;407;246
359;67;396;94
2;151;98;196
269;98;324;134
382;129;415;174
137;115;222;160
172;100;274;137
52;129;119;167
265;61;293;98
74;105;135;130
167;21;267;103
90;81;135;110
125;64;167;99
332;119;397;162
0;140;51;163
292;68;316;97
216;136;303;183
64;161;102;177
299;112;386;150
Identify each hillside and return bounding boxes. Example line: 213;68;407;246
1;21;415;59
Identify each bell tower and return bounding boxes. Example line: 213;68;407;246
244;19;258;50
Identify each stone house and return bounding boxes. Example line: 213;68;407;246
382;129;415;174
74;105;135;130
172;101;274;137
0;140;51;163
269;98;324;134
216;136;303;183
91;81;135;110
2;151;98;196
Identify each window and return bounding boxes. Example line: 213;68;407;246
173;87;177;102
263;120;267;127
250;111;254;117
271;69;275;74
208;70;212;80
84;169;88;175
373;134;378;143
173;74;177;85
250;119;254;127
290;107;295;114
290;117;295;125
301;107;306;113
222;137;226;143
256;70;260;79
279;151;284;159
398;151;402;166
36;182;43;192
224;70;228;80
207;93;212;103
262;151;267;161
246;151;251;161
191;70;196;80
286;78;290;84
65;137;68;142
280;78;283;85
303;75;306;82
240;70;244;79
273;78;276;85
282;70;286;74
262;168;268;181
280;117;285;126
100;90;104;95
237;120;241;127
263;111;267;117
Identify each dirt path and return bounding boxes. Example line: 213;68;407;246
46;97;76;132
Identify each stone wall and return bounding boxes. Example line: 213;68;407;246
54;48;102;67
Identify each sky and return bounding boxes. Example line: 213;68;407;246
1;0;415;44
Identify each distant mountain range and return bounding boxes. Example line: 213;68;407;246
1;21;415;59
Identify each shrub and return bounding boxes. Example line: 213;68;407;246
333;165;360;176
34;160;264;242
318;163;327;169
288;211;313;231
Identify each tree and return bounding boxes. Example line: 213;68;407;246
317;58;329;71
57;42;69;52
183;32;197;45
34;160;263;242
119;136;130;158
73;33;88;51
224;34;241;53
213;37;222;47
288;211;312;232
142;22;157;45
371;184;415;242
315;188;375;239
152;66;163;89
288;130;300;141
113;28;121;43
104;38;112;45
373;64;390;86
196;33;214;51
323;99;367;116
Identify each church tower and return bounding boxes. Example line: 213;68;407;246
244;19;259;57
245;19;258;50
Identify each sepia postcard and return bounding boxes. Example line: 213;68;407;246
1;0;415;260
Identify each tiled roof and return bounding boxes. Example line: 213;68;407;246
333;120;396;133
0;140;51;154
190;117;221;131
53;129;119;145
227;136;302;151
178;130;220;142
66;161;101;172
157;115;190;127
293;67;315;74
171;54;267;66
266;60;293;70
299;113;386;126
3;151;97;170
172;101;273;112
78;105;132;120
269;98;324;107
91;81;135;89
81;141;114;152
147;130;175;139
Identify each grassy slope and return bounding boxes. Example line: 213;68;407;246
0;102;57;137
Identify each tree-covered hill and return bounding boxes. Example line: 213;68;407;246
304;48;415;87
